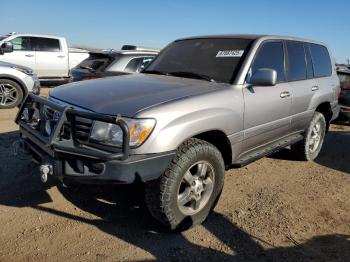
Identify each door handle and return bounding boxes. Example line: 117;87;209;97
25;54;34;57
280;91;290;98
311;86;319;91
57;55;65;58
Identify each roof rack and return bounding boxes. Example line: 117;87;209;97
121;45;160;52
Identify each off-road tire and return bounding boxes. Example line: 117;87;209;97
291;112;327;161
145;138;225;231
0;79;23;109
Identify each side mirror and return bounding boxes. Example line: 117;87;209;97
0;42;14;54
248;68;277;86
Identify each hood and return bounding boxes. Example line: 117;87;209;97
0;61;33;72
50;74;228;116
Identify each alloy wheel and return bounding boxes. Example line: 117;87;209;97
0;84;18;107
309;120;323;153
177;161;215;216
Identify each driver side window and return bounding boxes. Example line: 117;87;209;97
10;37;32;51
251;41;285;82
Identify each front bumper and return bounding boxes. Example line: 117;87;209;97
17;94;175;184
21;134;175;184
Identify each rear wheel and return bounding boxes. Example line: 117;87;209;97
0;79;24;109
291;112;326;161
145;138;225;230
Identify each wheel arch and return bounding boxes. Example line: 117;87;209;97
0;75;28;98
193;130;232;166
315;102;332;131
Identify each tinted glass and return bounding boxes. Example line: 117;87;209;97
32;37;60;52
286;41;307;81
338;73;350;89
145;38;253;83
125;57;143;72
78;53;112;71
304;44;314;79
309;44;332;77
10;37;32;51
252;41;285;82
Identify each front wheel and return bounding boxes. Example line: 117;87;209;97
145;138;225;231
291;112;327;161
0;79;24;109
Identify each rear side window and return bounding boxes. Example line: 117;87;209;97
252;41;285;82
78;53;112;71
309;44;332;77
124;57;144;72
286;41;306;81
304;44;314;79
10;37;32;51
338;73;350;89
31;37;61;52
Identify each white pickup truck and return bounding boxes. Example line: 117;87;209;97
0;33;90;85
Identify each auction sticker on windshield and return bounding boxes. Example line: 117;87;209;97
216;50;244;57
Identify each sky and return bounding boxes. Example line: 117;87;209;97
2;0;349;63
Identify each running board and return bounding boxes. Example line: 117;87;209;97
229;134;304;168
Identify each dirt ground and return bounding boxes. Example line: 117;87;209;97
0;88;349;262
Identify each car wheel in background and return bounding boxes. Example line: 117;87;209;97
0;79;24;109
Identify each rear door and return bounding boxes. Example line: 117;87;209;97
33;37;68;78
308;43;335;101
287;41;318;132
242;40;292;151
0;36;36;70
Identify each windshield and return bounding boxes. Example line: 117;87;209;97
144;38;253;83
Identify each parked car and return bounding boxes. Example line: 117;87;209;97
0;33;89;85
16;35;339;230
0;42;40;108
337;69;350;119
70;47;158;82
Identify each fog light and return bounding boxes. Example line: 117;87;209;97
22;108;30;121
45;120;52;136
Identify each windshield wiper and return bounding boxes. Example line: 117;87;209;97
168;71;215;82
142;69;168;76
80;65;95;72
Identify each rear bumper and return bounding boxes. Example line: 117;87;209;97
339;104;350;118
21;134;175;184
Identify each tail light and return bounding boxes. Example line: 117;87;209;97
341;107;350;112
82;76;100;81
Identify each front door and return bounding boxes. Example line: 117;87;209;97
242;40;292;152
0;36;36;70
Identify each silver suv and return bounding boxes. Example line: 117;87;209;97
16;35;340;230
0;42;40;108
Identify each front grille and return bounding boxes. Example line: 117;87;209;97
20;101;94;144
43;105;93;142
72;116;93;143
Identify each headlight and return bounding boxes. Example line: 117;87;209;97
11;66;34;75
90;118;156;147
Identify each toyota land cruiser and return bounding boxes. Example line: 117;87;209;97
16;35;340;230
